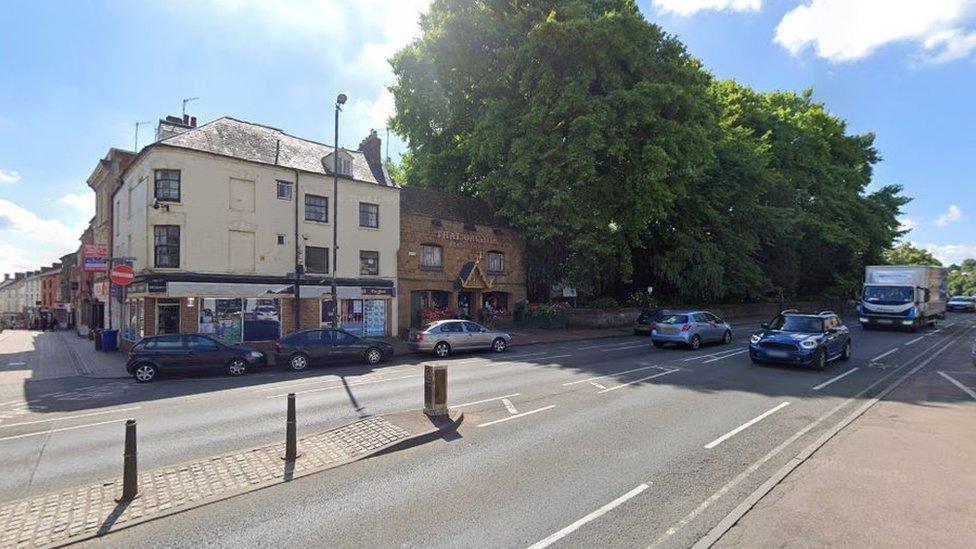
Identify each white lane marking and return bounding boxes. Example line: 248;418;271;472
590;381;607;390
526;483;650;549
870;348;899;363
501;352;550;360
812;368;859;391
254;369;417;393
931;329;942;334
542;354;573;360
577;341;643;351
599;368;679;394
453;393;520;408
563;365;660;386
6;362;26;367
265;373;423;399
937;371;976;401
0;407;142;429
904;336;925;346
0;418;127;442
477;405;556;427
502;398;519;415
704;402;790;449
682;347;742;362
702;349;748;364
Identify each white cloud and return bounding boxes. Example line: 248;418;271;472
652;0;762;16
0;169;21;184
58;192;96;219
0;199;83;274
898;217;919;233
921;242;976;264
936;204;963;226
775;0;976;62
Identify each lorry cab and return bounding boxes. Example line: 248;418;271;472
859;265;947;331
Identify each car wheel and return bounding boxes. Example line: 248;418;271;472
722;330;732;345
364;347;383;365
840;340;852;361
689;335;701;350
491;338;508;353
227;358;247;376
434;342;451;358
133;363;157;383
813;350;827;371
653;341;665;349
288;353;309;371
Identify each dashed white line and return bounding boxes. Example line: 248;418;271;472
577;341;643;351
542;354;573;360
870;348;899;363
453;393;521;408
501;352;550;360
264;373;424;399
6;362;26;367
704;402;790;449
937;371;976;401
702;349;748;364
812;368;859;391
0;406;142;430
477;405;556;427
0;418;127;442
598;368;679;394
590;381;607;390
502;398;519;415
526;483;650;549
904;336;925;346
563;365;661;386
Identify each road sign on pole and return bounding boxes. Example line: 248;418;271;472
110;264;136;286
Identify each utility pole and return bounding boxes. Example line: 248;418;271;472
134;120;151;151
331;93;347;329
182;97;200;117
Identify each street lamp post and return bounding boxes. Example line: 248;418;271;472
330;93;347;329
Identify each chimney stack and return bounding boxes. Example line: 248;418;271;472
358;129;382;169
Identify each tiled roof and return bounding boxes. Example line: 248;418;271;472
400;186;504;226
155;117;396;187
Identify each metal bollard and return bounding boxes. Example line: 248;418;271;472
424;364;448;417
117;419;138;501
282;392;301;460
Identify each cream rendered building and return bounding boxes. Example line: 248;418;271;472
112;116;400;348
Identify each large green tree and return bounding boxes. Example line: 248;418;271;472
948;259;976;295
883;242;942;266
391;0;716;295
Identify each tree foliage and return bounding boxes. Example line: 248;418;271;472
390;0;908;302
883;242;942;266
948;259;976;296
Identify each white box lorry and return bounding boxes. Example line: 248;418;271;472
858;265;947;330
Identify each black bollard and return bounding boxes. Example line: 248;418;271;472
283;393;301;460
117;418;138;501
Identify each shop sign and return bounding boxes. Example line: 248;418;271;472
362;287;396;297
147;279;168;293
82;244;109;272
93;281;109;301
430;229;497;247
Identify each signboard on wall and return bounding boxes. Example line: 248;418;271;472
93;281;109;301
362;287;396;297
82;244;109;272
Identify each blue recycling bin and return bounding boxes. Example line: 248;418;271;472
101;329;119;352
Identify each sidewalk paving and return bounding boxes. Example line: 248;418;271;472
713;353;976;548
0;410;461;548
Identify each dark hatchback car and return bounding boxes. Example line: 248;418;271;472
748;311;851;370
126;333;268;383
274;328;395;371
634;309;669;336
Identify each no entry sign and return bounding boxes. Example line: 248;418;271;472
110;264;136;286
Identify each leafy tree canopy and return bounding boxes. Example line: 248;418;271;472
883;242;942;266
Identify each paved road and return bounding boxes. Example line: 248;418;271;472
1;315;973;547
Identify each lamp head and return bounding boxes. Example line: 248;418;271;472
336;93;348;106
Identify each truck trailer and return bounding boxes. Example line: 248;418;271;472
858;265;947;330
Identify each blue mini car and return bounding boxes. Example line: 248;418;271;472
749;311;851;370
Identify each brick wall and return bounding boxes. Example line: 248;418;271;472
144;298;156;335
180;298;199;332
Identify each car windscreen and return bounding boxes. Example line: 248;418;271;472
863;285;913;304
769;315;823;333
659;314;688;324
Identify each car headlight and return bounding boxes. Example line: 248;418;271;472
249;351;263;358
800;339;819;349
750;334;761;344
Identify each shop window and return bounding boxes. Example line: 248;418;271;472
122;300;143;341
483;292;510;316
359;202;379;228
276;180;293;200
305;194;328;222
153;225;180;268
198;298;243;343
487;251;505;273
156;299;180;334
154;169;180;202
360;250;379;276
421;244;442;268
306;246;330;273
243;299;281;341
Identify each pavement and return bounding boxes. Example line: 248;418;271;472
0;314;972;548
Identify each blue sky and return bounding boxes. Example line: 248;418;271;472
1;0;975;275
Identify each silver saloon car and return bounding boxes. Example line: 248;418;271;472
651;310;733;350
408;320;512;357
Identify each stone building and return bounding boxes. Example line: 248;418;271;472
397;187;527;334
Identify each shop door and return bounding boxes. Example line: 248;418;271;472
157;300;181;334
340;299;364;336
457;292;472;320
410;292;423;329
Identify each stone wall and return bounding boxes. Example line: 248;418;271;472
565;300;854;328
